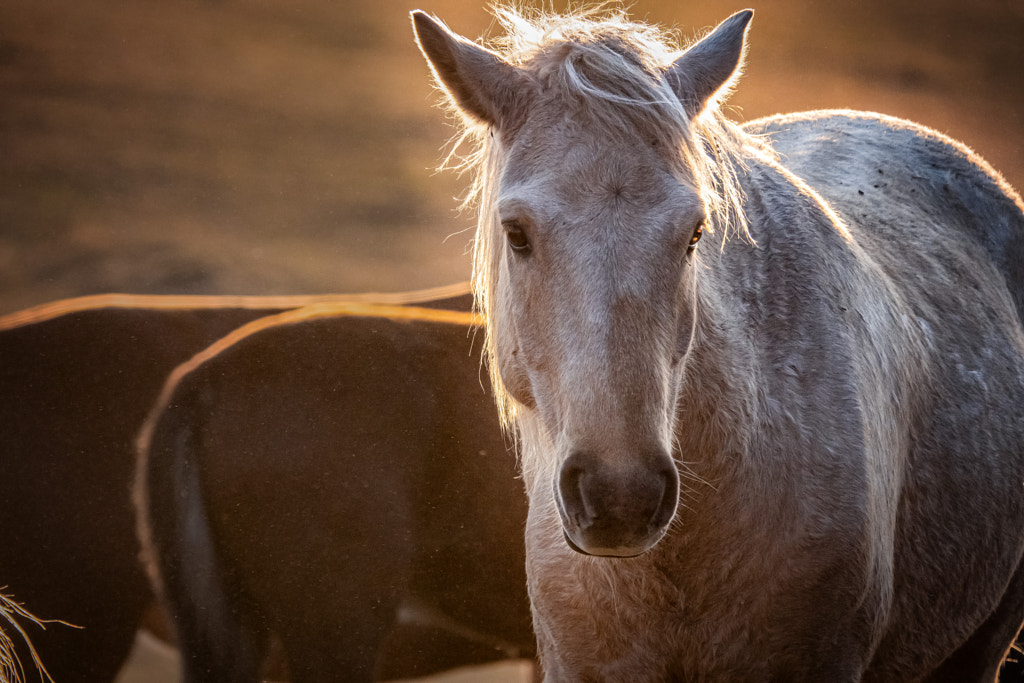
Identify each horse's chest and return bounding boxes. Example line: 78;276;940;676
525;488;881;680
532;581;769;681
526;532;773;679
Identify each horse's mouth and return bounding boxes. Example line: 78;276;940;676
561;529;648;559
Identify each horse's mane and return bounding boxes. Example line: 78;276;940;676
434;5;763;428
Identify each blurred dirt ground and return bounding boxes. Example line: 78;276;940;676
2;0;1022;680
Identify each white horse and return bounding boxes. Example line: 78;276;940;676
414;6;1024;681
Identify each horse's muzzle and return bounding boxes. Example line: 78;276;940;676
555;448;679;557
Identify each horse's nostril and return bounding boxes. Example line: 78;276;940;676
652;466;679;529
557;454;592;529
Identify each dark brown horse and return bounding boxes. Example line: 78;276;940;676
0;284;470;682
134;303;534;681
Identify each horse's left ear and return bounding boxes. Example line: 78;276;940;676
412;11;527;128
666;9;754;118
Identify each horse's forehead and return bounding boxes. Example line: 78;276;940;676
502;121;684;207
512;110;656;160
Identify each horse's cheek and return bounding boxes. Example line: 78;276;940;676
500;350;537;409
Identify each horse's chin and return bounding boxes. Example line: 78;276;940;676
561;529;653;559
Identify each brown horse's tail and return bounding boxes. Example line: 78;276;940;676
135;378;268;682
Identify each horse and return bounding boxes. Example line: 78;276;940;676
0;283;470;682
413;6;1024;681
134;302;535;682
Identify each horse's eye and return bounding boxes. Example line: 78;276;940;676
687;219;705;252
503;220;532;255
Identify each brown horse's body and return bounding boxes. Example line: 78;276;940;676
135;305;534;681
414;7;1024;681
0;300;290;682
0;285;471;681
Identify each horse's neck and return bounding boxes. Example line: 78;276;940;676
673;260;762;478
672;154;842;473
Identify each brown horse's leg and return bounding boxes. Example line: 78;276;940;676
923;558;1024;683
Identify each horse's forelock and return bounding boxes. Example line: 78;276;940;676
491;5;672;67
495;6;689;142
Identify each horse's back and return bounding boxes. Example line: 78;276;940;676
745;110;1024;326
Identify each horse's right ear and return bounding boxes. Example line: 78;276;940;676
412;11;526;128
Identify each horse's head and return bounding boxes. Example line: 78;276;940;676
414;8;752;557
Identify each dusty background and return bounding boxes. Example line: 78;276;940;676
2;0;1022;680
2;0;1022;316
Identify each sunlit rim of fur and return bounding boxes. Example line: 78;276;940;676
430;4;766;429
